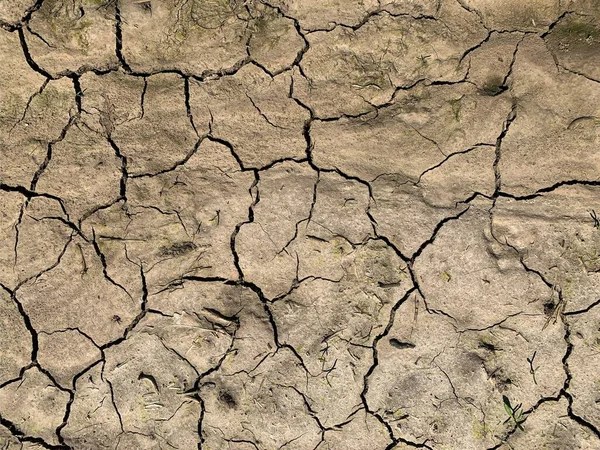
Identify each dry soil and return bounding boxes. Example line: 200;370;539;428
2;1;600;449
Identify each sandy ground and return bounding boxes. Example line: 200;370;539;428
2;0;600;449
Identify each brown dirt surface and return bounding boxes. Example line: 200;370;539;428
2;1;600;449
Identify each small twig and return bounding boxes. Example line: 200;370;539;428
526;351;539;385
590;210;600;229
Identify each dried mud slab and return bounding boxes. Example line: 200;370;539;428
266;0;379;31
119;0;259;75
293;0;486;118
316;409;391;450
544;11;600;81
146;280;276;377
23;0;118;77
247;6;305;74
367;291;567;449
499;35;600;196
271;239;413;426
61;363;122;449
17;236;139;346
103;332;202;449
37;329;102;389
566;307;600;433
200;349;324;450
0;30;76;186
493;185;600;314
459;0;565;32
34;124;122;221
82;138;255;291
189;66;310;168
2;1;600;449
0;0;38;28
80;70;200;176
312;81;510;255
0;287;32;385
312;82;510;182
236;161;318;298
370;143;497;257
0;425;22;450
497;398;600;449
0;194;72;290
0;367;70;446
466;31;523;92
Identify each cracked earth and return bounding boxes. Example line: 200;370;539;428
2;0;600;449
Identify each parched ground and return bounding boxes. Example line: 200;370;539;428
2;0;600;449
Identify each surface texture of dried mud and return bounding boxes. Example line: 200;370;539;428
2;0;600;449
